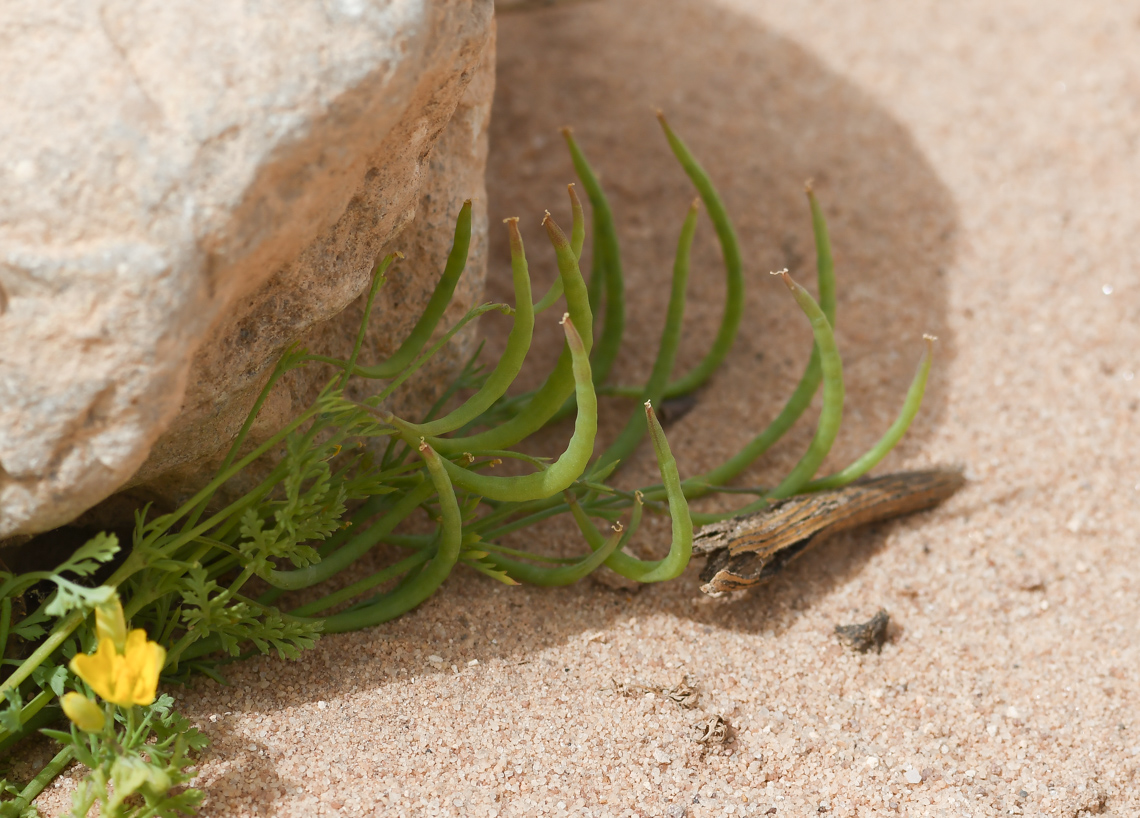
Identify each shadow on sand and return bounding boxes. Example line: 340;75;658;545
186;3;960;793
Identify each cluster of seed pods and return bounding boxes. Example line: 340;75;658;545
0;116;936;723
235;113;936;629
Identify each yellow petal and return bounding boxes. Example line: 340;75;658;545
95;597;127;652
60;692;105;732
70;630;166;707
121;629;166;706
69;638;121;703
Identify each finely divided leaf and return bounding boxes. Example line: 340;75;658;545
54;532;120;578
43;579;115;617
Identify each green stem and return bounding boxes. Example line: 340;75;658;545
182;347;305;533
0;597;10;663
317;441;463;633
265;480;435;590
159;403;324;546
592;198;698;474
486;518;627;586
0;611;84;698
18;688;54;727
339;252;400;388
562;128;625;393
288;549;433;617
367;303;509;405
11;744;74;812
345;200;472;379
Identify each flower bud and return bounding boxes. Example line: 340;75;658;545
95;596;128;652
61;692;105;732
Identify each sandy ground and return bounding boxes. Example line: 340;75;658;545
31;1;1140;815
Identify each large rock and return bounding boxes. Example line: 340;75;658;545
0;0;495;539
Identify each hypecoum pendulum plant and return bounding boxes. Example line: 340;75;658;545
0;113;935;816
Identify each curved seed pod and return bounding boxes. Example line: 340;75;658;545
568;181;586;259
562;127;625;392
674;184;839;497
534;184;585;313
592;199;699;474
565;403;692;582
806;183;837;327
656;112;744;398
766;270;845;500
319;440;463;633
356;200;471;379
429;213;593;454
804;335;936;491
411;218;536;436
688;269;845;526
633;401;693;582
485;520;627;586
463;455;623;536
565;489;646;579
399;314;596;502
684;265;848;526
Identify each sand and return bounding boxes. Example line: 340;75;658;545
30;1;1140;815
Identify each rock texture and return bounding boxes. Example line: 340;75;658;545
0;0;495;538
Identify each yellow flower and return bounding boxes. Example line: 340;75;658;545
60;692;105;732
70;629;166;707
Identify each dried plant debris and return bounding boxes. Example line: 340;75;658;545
610;677;656;698
691;714;731;745
835;609;890;653
611;674;701;709
695;469;964;596
663;675;701;709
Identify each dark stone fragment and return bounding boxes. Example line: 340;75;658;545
835;609;890;653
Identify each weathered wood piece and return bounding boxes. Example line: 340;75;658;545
694;468;965;596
